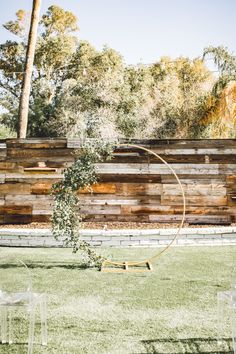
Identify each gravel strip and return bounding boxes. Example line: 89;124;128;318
0;222;234;230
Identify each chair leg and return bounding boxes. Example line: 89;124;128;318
217;292;226;351
27;305;36;354
40;296;47;346
1;307;8;344
8;307;13;344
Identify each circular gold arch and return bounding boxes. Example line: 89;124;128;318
101;144;186;271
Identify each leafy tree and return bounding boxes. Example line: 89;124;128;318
0;6;81;137
0;7;126;139
0;6;215;139
116;65;154;138
149;57;212;138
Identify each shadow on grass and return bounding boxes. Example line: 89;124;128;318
140;337;233;354
0;261;91;270
0;343;49;354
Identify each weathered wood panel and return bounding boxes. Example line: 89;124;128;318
79;183;116;194
116;183;163;196
0;138;235;224
162;183;226;196
161;195;228;206
6;138;67;149
96;163;221;175
149;214;230;224
0;183;31;195
7;148;74;158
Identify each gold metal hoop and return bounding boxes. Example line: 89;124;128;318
101;144;186;272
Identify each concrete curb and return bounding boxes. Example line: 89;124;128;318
0;226;236;248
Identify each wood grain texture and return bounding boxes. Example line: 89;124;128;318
0;138;235;224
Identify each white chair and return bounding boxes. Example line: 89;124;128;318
0;259;47;354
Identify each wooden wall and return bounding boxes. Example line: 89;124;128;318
0;138;236;225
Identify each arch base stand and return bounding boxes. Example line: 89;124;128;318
101;260;153;273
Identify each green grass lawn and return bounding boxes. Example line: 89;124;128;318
0;246;235;354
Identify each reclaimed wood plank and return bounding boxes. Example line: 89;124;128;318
5;173;62;181
7;148;74;158
99;174;162;183
149;214;230;224
116;183;162;196
83;214;149;222
97;163;220;175
80;205;121;215
162;183;226;196
31;182;53;195
23;167;57;173
32;215;51;222
5;195;37;202
12;161;70;169
0;205;32;215
110;154;236;164
121;205;228;215
110;155;206;164
0;183;31;195
3;214;32;224
209;155;236;163
0;149;6;158
219;164;236;175
0;162;17;170
121;205;165;215
79;196;141;206
6;138;67;149
157;205;231;215
79;183;116;194
7;156;75;163
161;175;226;184
186;215;231;224
32;209;52;215
161;195;227;206
79;195;160;206
116;139;236;149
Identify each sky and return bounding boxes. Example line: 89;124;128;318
0;0;235;65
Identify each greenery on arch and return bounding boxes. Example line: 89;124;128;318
51;140;114;267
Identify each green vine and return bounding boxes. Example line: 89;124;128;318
51;140;114;268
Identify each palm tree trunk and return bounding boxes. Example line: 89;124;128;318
18;0;41;138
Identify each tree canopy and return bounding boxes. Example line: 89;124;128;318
0;6;234;139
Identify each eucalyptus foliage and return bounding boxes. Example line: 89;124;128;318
51;140;114;267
